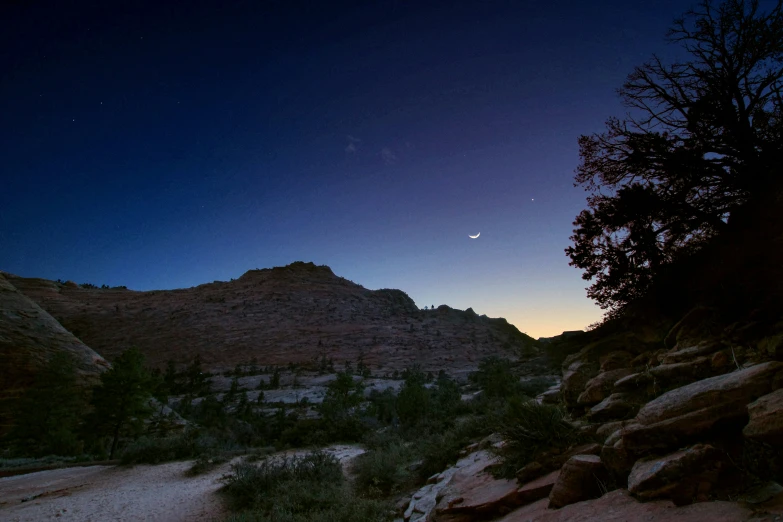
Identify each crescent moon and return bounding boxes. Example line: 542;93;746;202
469;232;480;239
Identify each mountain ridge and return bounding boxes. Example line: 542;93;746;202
5;261;536;376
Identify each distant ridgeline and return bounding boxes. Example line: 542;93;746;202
4;262;538;375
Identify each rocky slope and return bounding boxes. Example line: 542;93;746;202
0;273;109;435
5;262;535;375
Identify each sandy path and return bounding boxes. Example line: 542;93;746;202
0;445;365;522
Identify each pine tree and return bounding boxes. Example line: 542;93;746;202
89;348;153;459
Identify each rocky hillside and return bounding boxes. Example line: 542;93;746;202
6;262;535;375
0;273;109;434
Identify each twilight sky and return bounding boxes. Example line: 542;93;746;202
1;0;689;337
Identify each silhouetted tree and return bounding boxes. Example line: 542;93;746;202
184;354;212;397
89;348;153;458
567;0;783;315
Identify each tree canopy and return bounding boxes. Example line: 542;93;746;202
89;347;153;458
566;0;783;315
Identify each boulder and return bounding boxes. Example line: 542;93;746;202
516;461;545;484
661;343;722;365
710;350;731;370
516;469;561;506
743;388;783;445
577;369;634;406
495;488;754;522
562;361;599;408
407;450;489;521
599;351;633;372
648;357;718;389
663;306;720;349
432;451;534;521
623;362;783;453
628;444;726;505
613;372;654;394
595;421;626;444
548;454;609;509
587;393;639;422
601;437;636;487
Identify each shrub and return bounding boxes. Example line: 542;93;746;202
120;430;218;465
353;441;416;496
221;451;391;522
495;399;583;478
469;357;520;399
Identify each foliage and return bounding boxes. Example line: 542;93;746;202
566;0;783;315
396;367;430;427
7;353;86;457
120;430;218;465
183;354;212;397
318;371;366;440
495;398;584;478
469;357;520;399
352;440;415;496
88;347;154;458
221;451;391;522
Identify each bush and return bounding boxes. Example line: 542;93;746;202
221;451;391;522
469;357;520;399
353;441;416;496
495;399;583;478
120;430;219;465
416;415;495;479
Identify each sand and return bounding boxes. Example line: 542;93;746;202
0;445;365;522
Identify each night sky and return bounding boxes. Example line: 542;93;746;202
1;0;689;337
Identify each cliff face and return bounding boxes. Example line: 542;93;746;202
0;273;109;433
7;262;535;374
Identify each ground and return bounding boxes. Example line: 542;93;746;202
0;445;365;522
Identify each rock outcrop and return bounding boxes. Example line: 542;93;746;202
5;262;536;374
0;273;108;435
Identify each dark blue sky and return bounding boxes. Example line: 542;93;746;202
1;0;689;336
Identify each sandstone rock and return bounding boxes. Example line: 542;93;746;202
648;356;718;388
595;421;626;444
623;362;783;453
601;437;635;487
628;444;726;505
613;372;654;394
587;393;639;422
743;388;783;445
516;461;545;484
516;469;561;505
663;306;720;349
661;343;722;365
599;351;633;372
0;273;109;435
432;450;526;521
577;369;634;406
5;263;535;374
548;455;608;509
495;488;754;521
629;351;654;368
711;350;731;370
561;361;599;408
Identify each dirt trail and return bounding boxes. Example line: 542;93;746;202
0;445;365;522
